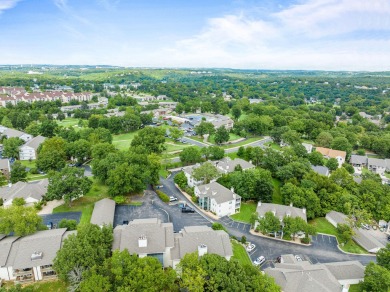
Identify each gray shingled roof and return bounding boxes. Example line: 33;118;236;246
325;211;348;226
353;228;385;253
21;135;46;150
3;128;26;139
7;229;67;269
183;158;254;176
0;236;19;266
311;165;329;176
0;179;48;203
90;198;116;226
324;261;365;281
256;203;307;222
112;218;174;254
367;157;387;168
196;181;240;204
170;226;232;261
0;159;10;171
349;155;367;165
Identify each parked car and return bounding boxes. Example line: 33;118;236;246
169;196;178;202
181;207;195;213
387;235;390;241
246;243;256;252
361;223;370;230
295;255;302;262
253;256;266;266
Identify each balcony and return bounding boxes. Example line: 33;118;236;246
41;265;55;273
14;268;33;277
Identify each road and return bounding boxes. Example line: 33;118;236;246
160;172;376;267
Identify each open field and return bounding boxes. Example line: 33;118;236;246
57;117;80;128
112;131;140;150
230;202;257;223
231;241;252;266
222;137;264;149
309;218;368;254
53;178;109;224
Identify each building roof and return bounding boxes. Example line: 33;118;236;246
349;155;368;165
324;261;365;281
90;198;116;226
353;228;385;253
0;179;48;203
196;181;240;205
215;157;255;173
302;143;313;153
2;128;27;139
0;236;19;267
6;229;67;269
311;165;329;176
112;218;174;254
21;135;46;150
0;159;10;171
367;157;387;168
170;226;232;261
256;203;307;222
325;211;348;226
315;147;346;160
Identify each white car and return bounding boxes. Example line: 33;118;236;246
246;243;256;252
169;196;178;202
253;256;266;266
295;255;302;262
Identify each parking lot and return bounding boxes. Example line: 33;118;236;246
219;216;251;233
40;212;82;228
113;191;211;232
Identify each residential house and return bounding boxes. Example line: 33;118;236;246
19;136;46;161
90;198;116;228
0;159;10;179
302;143;313;153
256;202;307;222
170;226;233;268
311;165;330;177
349;155;368;168
315;147;346;168
367;158;387;175
0;229;75;283
1;128;32;142
194;182;241;217
326;211;385;253
265;255;365;292
0;179;48;207
112;218;232;269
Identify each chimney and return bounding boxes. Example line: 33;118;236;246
230;187;235;193
258;201;262;207
211;191;217;196
138;235;147;248
302;208;306;214
31;251;43;261
8;182;12;188
290;202;293;207
198;244;208;257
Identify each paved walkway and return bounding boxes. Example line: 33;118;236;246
38;200;64;215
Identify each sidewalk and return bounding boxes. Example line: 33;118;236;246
249;229;312;246
38;199;64;215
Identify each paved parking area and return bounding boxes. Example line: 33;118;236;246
311;234;339;251
219;216;251;233
40;212;81;228
114;204;168;227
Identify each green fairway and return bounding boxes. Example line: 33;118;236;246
230;202;257;223
112;131;140;150
57;118;80;128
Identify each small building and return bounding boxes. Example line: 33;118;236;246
367;158;387;175
349;155;368;168
0;159;11;179
0;179;48;207
311;165;330;177
2;128;32;142
315;147;346;168
256;202;307;222
302;143;313;153
90;198;116;228
194;182;241;217
19;135;46;161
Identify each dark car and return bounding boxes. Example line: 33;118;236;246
181;207;195;213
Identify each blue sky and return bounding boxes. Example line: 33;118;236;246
0;0;390;70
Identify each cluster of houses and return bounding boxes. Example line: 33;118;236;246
0;198;233;284
0;87;94;106
350;154;390;175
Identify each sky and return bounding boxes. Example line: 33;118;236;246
0;0;390;70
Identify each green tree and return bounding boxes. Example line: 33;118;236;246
377;244;390;270
308;151;324;166
326;158;339;171
1;116;13;128
40;119;58;137
180;146;202;165
36;137;67;172
3;137;24;159
315;132;333;148
231;105;241;120
214;126;230;145
194;121;215;136
10;161;27;183
67;139;91;163
0;173;7;187
192;162;219;184
25;122;41;136
258;211;281;237
58;219;78;231
0;204;42;236
53;224;113;282
106;163;147;196
130;127;166;154
46;167;92;207
331;137;352;155
91;143;116;160
170;127;184;140
362;262;390;292
336;223;353;244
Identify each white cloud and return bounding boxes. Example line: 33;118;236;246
157;0;390;70
0;0;20;14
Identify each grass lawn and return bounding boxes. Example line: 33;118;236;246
349;283;363;292
27;173;49;181
265;142;282;151
53;178;109;225
159;166;170;178
23;280;67;292
222;137;264;149
231;241;252;266
226;152;238;160
19;160;36;169
230;202;257;223
112;131;140;150
57;118;80;128
272;178;283;204
309;218;368;254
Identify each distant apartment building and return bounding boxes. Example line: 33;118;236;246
19;135;46;161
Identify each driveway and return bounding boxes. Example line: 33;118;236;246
40;212;82;228
224;137;272;153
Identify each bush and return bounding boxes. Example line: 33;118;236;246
212;223;226;232
174;171;187;189
241;236;247;244
34;201;43;211
301;237;311;244
59;219;78;230
191;195;198;203
29;167;39;174
0;197;3;206
113;195;126;204
156;190;169;203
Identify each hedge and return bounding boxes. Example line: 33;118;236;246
156;190;170;203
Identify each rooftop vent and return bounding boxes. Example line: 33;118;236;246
31;251;43;261
138;235;147;248
198;244;208;257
